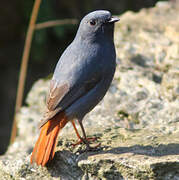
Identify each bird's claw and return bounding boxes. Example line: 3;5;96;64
72;137;99;148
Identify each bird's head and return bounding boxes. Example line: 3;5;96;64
76;10;119;42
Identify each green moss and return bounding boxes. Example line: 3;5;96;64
44;73;53;81
104;128;112;133
117;76;121;82
117;110;129;119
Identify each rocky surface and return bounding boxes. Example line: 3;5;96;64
1;1;179;179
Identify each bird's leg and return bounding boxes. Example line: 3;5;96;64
71;119;100;149
77;120;100;150
71;120;84;146
71;120;82;140
71;120;95;147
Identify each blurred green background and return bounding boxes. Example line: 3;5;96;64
0;0;167;154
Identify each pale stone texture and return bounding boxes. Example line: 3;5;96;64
1;1;179;179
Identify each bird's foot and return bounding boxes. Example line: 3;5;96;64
73;137;101;153
72;136;99;148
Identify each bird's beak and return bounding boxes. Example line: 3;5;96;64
107;16;120;23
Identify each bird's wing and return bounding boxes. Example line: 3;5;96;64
39;69;101;128
39;40;102;127
46;79;69;111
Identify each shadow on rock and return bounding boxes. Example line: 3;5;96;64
86;143;179;157
40;143;179;179
46;150;83;179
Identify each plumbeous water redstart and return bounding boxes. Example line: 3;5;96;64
31;10;119;166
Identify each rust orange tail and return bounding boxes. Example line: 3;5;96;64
30;111;68;166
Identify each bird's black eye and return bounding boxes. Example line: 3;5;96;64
89;19;96;26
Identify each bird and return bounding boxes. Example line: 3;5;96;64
30;10;119;166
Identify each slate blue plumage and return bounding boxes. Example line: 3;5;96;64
49;10;118;122
31;10;119;166
38;10;119;129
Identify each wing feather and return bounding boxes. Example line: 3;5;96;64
46;80;69;111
